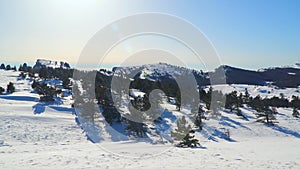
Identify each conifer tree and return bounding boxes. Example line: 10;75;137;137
6;82;15;93
0;63;5;69
0;86;5;94
292;108;299;118
125;96;147;137
171;116;200;147
171;116;191;140
193;104;205;130
177;130;200;148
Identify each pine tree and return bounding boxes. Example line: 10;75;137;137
31;80;38;89
244;88;250;103
175;89;181;111
292;108;299;118
35;83;61;102
0;63;5;69
256;106;277;125
171;116;192;141
6;82;15;93
193;105;205;130
5;65;11;70
125;96;147;137
0;86;5;94
177;130;200;148
291;95;300;109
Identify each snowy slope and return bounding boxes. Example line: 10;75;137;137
1;69;300;169
113;62;206;80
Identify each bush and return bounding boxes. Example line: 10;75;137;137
35;83;62;102
0;64;5;69
7;82;15;93
292;108;299;118
0;87;5;94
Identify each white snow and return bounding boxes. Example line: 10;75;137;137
209;84;300;99
0;69;300;168
288;72;296;75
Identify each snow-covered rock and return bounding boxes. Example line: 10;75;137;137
33;59;71;71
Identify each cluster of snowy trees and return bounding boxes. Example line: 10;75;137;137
0;82;16;95
198;87;300;125
0;63;17;71
31;80;62;102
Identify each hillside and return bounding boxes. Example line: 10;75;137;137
0;66;299;168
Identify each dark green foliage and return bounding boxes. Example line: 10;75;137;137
256;107;277;125
6;82;15;93
177;130;200;148
0;63;5;69
225;91;245;118
0;86;5;94
19;72;27;79
94;72;121;124
12;66;17;71
171;116;192;140
192;104;206;130
38;67;74;81
5;65;11;70
18;63;28;72
175;90;181;111
125;96;147;137
34;83;62;102
249;95;265;112
171;116;200;147
31;80;38;89
265;96;289;108
225;91;239;112
291;95;300;109
244;88;250;103
292;108;299;118
62;78;71;89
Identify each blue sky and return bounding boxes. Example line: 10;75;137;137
0;0;299;70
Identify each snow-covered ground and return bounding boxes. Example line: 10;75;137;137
1;69;300;169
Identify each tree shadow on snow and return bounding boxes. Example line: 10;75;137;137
0;95;38;102
266;124;300;138
32;98;73;115
220;116;251;130
32;103;46;114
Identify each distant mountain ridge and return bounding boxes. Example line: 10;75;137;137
213;64;300;88
111;62;300;88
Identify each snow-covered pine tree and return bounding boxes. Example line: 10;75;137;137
177;130;200;148
171;116;200;147
171;116;191;140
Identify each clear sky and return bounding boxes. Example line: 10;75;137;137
0;0;299;70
